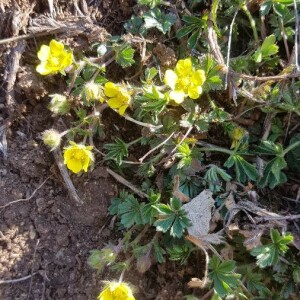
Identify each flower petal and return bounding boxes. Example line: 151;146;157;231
107;97;121;109
49;39;65;54
164;70;177;90
118;105;128;115
104;82;118;97
37;45;50;61
67;159;82;174
36;63;52;75
188;86;201;99
169;90;185;104
191;69;206;86
175;58;192;76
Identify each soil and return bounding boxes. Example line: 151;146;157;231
0;1;205;299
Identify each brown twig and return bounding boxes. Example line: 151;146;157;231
106;168;148;199
139;132;175;163
0;178;50;209
0;273;38;284
53;149;83;205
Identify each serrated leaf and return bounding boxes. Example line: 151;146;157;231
104;138;129;165
224;154;258;183
209;256;241;298
188;29;200;49
251;229;293;268
118;195;146;228
153;198;191;238
143;7;176;34
115;45;135;68
176;24;198;39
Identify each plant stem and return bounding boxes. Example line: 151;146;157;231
128;136;144;147
282;140;300;156
199;146;233;155
241;3;259;44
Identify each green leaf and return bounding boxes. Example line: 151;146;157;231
114;45;135;68
168;243;193;264
153;198;191;238
138;0;163;8
286;134;300;173
153;239;166;263
254;140;284;155
118;195;146;228
182;15;203;24
251;229;293;268
261;34;279;56
258;157;287;188
209;256;241;298
253;35;279;62
204;165;232;192
224;154;258;183
142;191;161;224
104;138;129;165
143;8;176;34
188;29;200;49
176;24;198;39
260;1;272;16
124;15;147;35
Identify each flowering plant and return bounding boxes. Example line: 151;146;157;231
98;281;135;300
36;39;73;75
164;57;206;104
63;142;94;174
104;82;132;115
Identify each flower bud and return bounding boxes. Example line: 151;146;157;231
48;94;70;115
82;82;101;102
42;129;61;151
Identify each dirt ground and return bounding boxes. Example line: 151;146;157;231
0;1;203;299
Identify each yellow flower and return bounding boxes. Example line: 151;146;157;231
231;127;246;149
36;39;73;75
63;142;94;174
164;58;206;104
104;82;131;115
98;282;135;300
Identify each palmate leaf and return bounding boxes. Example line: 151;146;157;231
199;55;222;90
251;229;293;268
209;256;241;298
153;239;166;263
176;15;204;49
143;7;176;34
253;34;279;63
118;194;146;228
153;197;191;238
204;165;232;192
224;154;258;183
104;138;128;165
254;140;284;156
114;44;135;68
142;191;161;225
